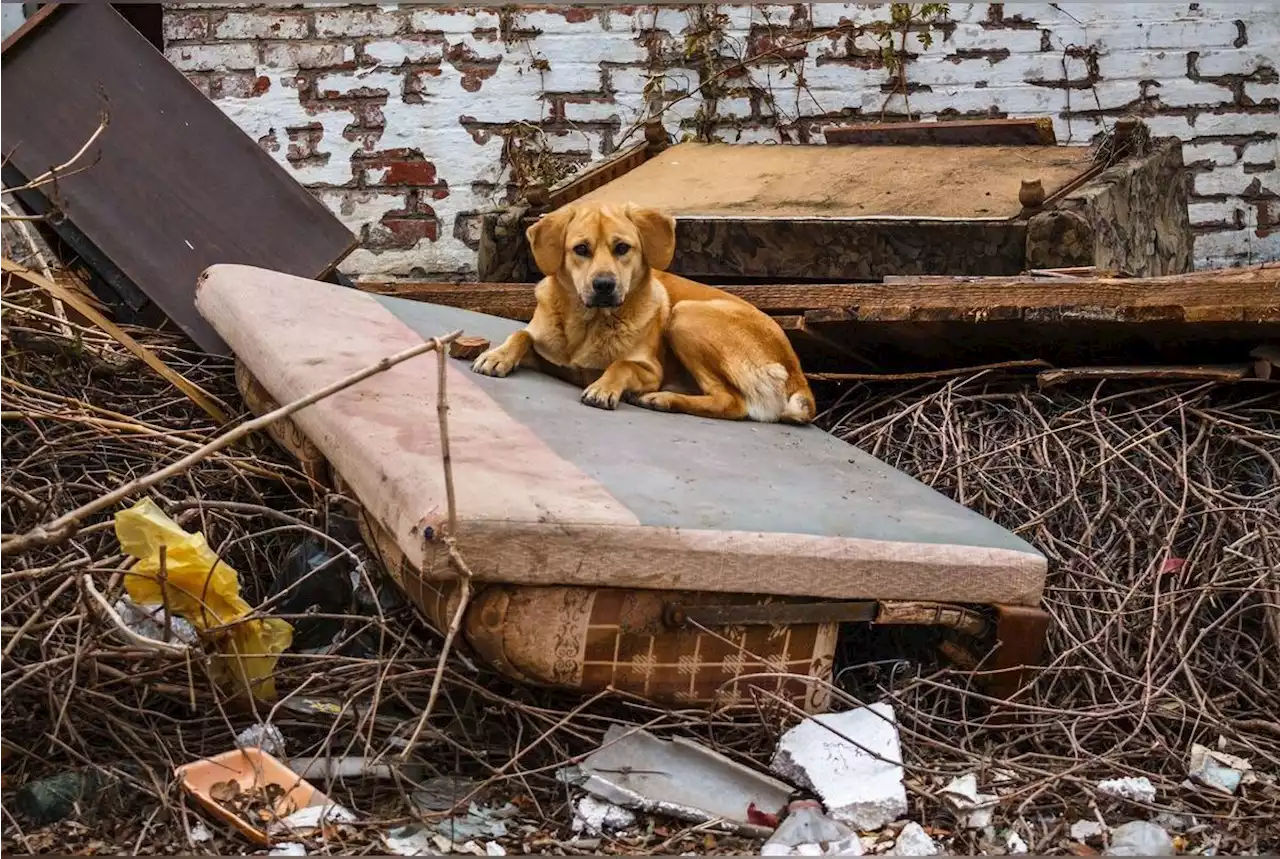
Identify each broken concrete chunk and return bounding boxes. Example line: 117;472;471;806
889;822;937;856
771;703;907;831
1188;743;1250;795
1104;820;1175;856
762;799;862;856
1095;776;1156;804
938;774;998;829
571;796;636;835
1069;820;1106;842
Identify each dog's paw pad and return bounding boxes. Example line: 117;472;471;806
633;393;671;412
471;352;513;377
581;386;620;410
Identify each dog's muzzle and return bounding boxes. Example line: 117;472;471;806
586;274;620;307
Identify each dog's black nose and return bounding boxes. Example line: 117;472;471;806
591;274;617;294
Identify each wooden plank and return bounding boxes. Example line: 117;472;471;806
1;4;357;354
360;280;914;320
823;118;1057;147
540;140;650;211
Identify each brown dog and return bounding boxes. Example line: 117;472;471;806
471;202;815;424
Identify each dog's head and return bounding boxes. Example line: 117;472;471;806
525;202;676;309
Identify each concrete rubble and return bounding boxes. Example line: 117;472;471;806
937;774;999;830
770;703;908;831
888;822;937;856
1095;776;1157;804
1104;820;1176;856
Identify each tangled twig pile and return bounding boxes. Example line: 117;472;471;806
2;287;1278;854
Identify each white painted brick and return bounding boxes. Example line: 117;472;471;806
1023;52;1093;83
315;69;400;98
809;3;888;29
1244;80;1280;102
1192;111;1277;136
1195;164;1257;196
1086;79;1145;111
1245;18;1280;47
872;83;1066;116
561;99;622;123
1243;139;1280;165
948;24;1046;54
1196;48;1277;77
1153;77;1237;107
796;62;883;94
1188;200;1243;224
519;9;606;35
407;8;498;33
912;56;1013;87
1256;169;1280;195
214;11;308;40
364;39;442;66
315;7;404;38
723;125;788;144
1194;230;1252;268
541;128;606;154
1097;48;1190;81
537;61;605;93
1143;114;1197;139
1183;140;1242;166
531;33;647;65
1145;19;1244;49
709;96;754;118
168;43;258;72
261;41;354;70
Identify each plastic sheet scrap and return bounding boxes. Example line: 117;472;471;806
114;498;292;699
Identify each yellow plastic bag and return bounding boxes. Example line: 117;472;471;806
114;498;292;700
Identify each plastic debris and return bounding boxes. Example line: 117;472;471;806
113;597;200;646
290;754;407;782
114;498;292;700
771;703;907;831
11;766;132;826
485;842;506;857
434;802;518;844
384;824;442;856
938;774;998;830
572;796;637;835
1096;776;1156;804
1070;819;1106;842
235;723;286;758
272;536;354;651
1005;829;1028;854
761;799;862;857
1104;820;1175;856
889;821;937;856
1188;743;1251;795
573;724;792;836
189;822;213;844
269;844;308;856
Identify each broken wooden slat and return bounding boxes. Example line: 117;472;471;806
823;118;1057;147
1036;365;1256;388
1250;344;1280;380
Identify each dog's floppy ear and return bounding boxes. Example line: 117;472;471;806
526;205;576;277
625;205;676;271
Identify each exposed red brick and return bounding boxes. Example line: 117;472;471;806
557;7;595;24
446;43;501;92
373;214;439;248
252;75;271;96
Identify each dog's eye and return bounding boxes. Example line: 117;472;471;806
572;243;590;257
613;242;632;256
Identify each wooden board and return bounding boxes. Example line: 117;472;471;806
570;141;1089;219
1;5;357;354
824;118;1057;147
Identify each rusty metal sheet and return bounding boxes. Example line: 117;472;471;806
1;4;357;354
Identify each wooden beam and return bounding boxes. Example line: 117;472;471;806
1036;364;1257;388
359;280;919;321
823;118;1057;147
801;265;1280;325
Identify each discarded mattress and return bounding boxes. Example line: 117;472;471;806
197;264;1047;708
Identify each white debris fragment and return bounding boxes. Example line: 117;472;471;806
889;822;937;856
383;824;442;856
571;796;636;835
938;774;998;829
1070;820;1106;842
235;722;287;758
188;821;213;844
269;844;308;857
763;800;863;857
1104;820;1175;856
1096;776;1156;804
485;842;507;856
1188;743;1251;795
113;597;199;645
269;802;357;835
1004;829;1028;854
771;703;907;831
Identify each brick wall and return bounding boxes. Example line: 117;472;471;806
164;2;1280;278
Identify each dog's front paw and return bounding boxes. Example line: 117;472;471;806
471;349;516;378
581;380;623;410
632;392;674;412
